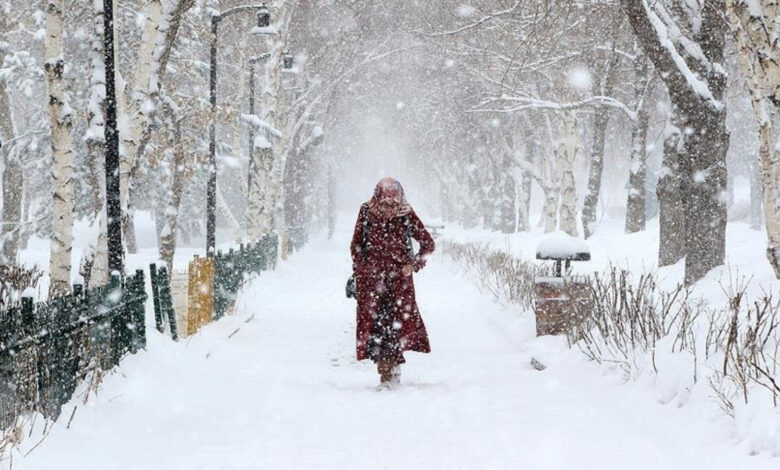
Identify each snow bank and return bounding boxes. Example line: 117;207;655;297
11;225;779;469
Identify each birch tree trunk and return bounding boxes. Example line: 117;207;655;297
749;160;763;230
558;113;579;237
327;163;335;239
727;1;780;107
84;0;106;217
81;0;113;288
159;116;185;272
581;111;609;238
540;153;560;233
625;54;650;233
582;51;619;239
0;5;22;265
217;186;242;243
0;75;21;264
726;0;780;277
119;0;161;254
539;115;561;233
45;0;75;296
0;151;22;265
91;215;109;287
123;0;193;252
517;139;534;232
249;0;293;240
497;153;516;233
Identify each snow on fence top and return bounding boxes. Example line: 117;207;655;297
535;231;591;261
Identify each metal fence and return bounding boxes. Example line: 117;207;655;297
0;234;282;431
214;234;278;319
150;234;279;338
0;270;147;428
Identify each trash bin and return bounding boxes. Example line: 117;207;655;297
534;232;591;336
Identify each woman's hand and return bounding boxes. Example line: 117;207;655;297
401;264;414;277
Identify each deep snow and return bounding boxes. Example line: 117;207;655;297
9;222;779;469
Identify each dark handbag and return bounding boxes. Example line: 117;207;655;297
347;205;370;300
346;274;357;298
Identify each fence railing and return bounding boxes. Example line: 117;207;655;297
150;234;279;338
215;234;278;319
0;270;147;428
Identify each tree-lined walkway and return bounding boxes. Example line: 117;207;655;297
13;229;777;469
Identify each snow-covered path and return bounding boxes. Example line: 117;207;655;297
13;232;778;469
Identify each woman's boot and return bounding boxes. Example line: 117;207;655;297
390;364;401;386
377;360;394;387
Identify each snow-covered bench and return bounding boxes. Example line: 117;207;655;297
535;231;591;276
534;232;591;336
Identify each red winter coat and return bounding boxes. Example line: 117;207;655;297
350;203;435;362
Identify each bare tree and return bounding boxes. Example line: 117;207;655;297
0;70;21;264
624;52;651;233
582;46;621;238
0;12;23;264
621;0;730;284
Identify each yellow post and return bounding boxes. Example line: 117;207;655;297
187;256;216;336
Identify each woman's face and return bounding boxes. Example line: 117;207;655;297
378;198;400;218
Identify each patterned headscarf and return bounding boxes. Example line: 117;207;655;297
369;177;412;220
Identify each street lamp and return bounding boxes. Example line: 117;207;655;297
283;51;294;69
257;4;270;28
207;3;274;256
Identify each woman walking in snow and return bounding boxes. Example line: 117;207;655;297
350;177;435;388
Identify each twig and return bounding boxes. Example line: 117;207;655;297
66;406;78;429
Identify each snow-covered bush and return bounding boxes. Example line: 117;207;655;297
708;288;780;417
439;240;538;310
569;267;699;378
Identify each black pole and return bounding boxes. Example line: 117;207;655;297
206;5;268;255
247;60;256;192
104;0;123;275
207;17;218;256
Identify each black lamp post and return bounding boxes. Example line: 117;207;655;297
103;0;123;275
207;3;272;255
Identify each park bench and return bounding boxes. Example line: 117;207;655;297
533;232;592;337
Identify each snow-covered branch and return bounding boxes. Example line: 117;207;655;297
419;1;522;37
472;95;637;120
